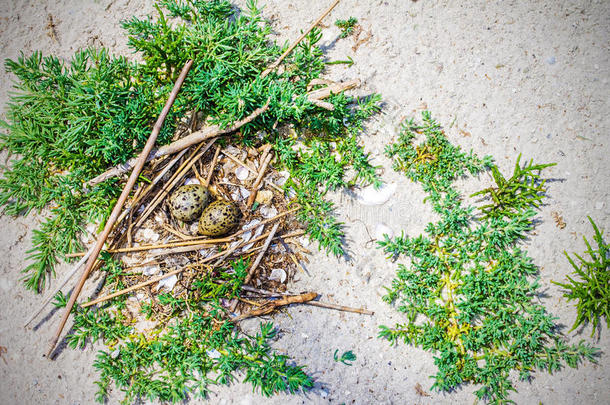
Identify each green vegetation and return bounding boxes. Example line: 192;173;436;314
554;217;609;336
0;0;380;292
52;257;311;403
335;17;358;38
333;349;356;366
379;112;599;403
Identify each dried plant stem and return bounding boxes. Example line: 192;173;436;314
261;0;341;77
66;207;301;257
246;147;274;208
232;292;318;321
223;152;257;175
47;60;194;357
205;146;221;187
87;101;270;186
244;223;280;285
81;229;303;308
305;300;374;315
306;79;360;101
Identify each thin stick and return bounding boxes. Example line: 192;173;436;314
244;222;280;285
304;300;374;315
223;152;257;175
205;146;221;187
246;148;274;208
66;207;301;257
87;101;270;186
46;60;194;358
306;79;360;101
80;229;302;308
261;0;341;77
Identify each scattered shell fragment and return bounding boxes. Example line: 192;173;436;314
354;182;397;206
374;222;394;240
141;266;159;276
184;177;200;185
239;186;251;199
137;228;160;242
260;205;278;219
235;166;249;181
157;274;178;291
269;268;287;283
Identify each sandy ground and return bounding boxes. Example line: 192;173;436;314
0;0;609;404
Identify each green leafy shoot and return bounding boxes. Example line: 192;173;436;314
553;216;609;336
333;349;356;366
335;17;358;38
379;112;599;403
471;154;556;220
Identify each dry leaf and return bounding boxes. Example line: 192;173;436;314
414;382;431;397
551;211;566;229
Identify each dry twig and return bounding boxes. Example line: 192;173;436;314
46;60;194;358
232;292;318;321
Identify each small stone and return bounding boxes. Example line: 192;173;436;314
319;389;329;399
255;190;273;205
595;201;604;210
110;348;120;359
0;278;11;292
546;56;556;65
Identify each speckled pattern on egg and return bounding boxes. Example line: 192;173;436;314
198;200;241;236
168;184;211;222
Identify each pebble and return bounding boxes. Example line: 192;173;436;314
595;201;604;210
255;190;273;205
546;56;556;65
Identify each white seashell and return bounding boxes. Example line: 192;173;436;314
235;166;249;181
276;171;290;186
253;224;264;238
138;228;160;242
206;349;221;359
268;268;287;283
374;222;394;240
260;205;278;219
354;183;397;206
239;186;251;199
230;191;240;201
184;177;200;185
110;348;121;359
142;266;159;276
241;230;253;243
243;219;261;230
157;274;178;291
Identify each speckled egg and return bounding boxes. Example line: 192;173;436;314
168;185;211;222
198;200;242;236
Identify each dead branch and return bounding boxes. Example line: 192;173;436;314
86;101;269;186
232;292;318;321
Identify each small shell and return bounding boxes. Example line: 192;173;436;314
198;200;242;236
235;166;249;181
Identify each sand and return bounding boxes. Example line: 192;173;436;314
0;0;608;404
